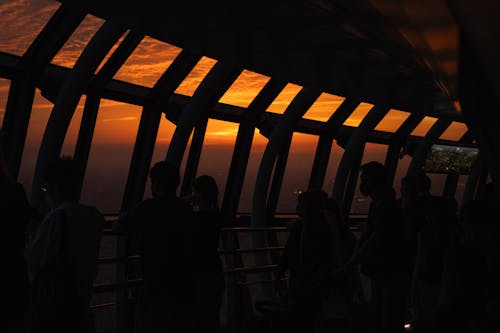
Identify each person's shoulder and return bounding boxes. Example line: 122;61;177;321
426;195;457;214
289;218;304;232
0;180;27;199
61;203;105;222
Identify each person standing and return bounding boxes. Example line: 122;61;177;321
189;175;225;332
278;189;335;333
400;171;457;333
25;157;104;333
114;160;194;333
0;128;34;333
336;161;408;333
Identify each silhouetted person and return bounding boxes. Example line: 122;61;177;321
278;189;335;333
0;128;34;333
188;175;225;332
114;160;194;333
399;170;457;333
434;195;500;333
336;161;407;333
25;157;104;333
319;196;362;333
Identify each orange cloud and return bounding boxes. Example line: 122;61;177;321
0;0;467;151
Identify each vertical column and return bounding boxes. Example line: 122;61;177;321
180;117;208;197
308;99;359;189
121;51;201;211
443;172;460;198
74;93;100;178
462;154;486;204
250;87;320;302
221;78;286;221
332;105;390;212
2;81;35;179
2;5;85;179
251;87;321;227
166;61;241;166
31;21;126;207
343;145;365;212
266;133;293;216
219;79;286;333
384;113;424;185
74;31;145;185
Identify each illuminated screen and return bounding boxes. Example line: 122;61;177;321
422;144;479;174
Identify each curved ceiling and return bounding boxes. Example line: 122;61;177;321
60;0;461;118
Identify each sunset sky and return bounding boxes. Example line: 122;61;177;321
0;0;469;213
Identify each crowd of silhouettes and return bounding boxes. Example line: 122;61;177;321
274;161;500;333
3;124;500;333
431;182;500;333
113;161;227;333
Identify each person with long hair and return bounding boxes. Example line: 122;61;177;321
278;189;335;332
189;175;225;332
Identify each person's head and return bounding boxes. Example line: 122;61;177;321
191;175;219;211
359;161;387;198
296;188;327;219
42;156;82;207
149;161;180;197
459;199;499;244
478;181;498;202
401;170;431;200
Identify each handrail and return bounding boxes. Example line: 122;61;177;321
97;255;141;264
90;302;119;310
102;225;291;237
221;226;289;232
93;278;144;293
91;219;366;309
223;264;280;275
92;264;281;294
96;246;284;264
218;246;284;255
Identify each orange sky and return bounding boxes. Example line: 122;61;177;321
0;0;467;152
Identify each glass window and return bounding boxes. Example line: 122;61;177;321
218;70;270;108
0;0;59;56
0;78;10;124
439;121;468;141
60;95;85;156
113;37;182;87
265;83;302;114
80;99;142;213
302;92;345;122
411;116;437;137
18;89;53;197
174;56;217;96
275;132;318;213
342;102;374;127
238;131;267;213
197;119;239;199
323;140;344;194
51;14;105;68
374;109;411;133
